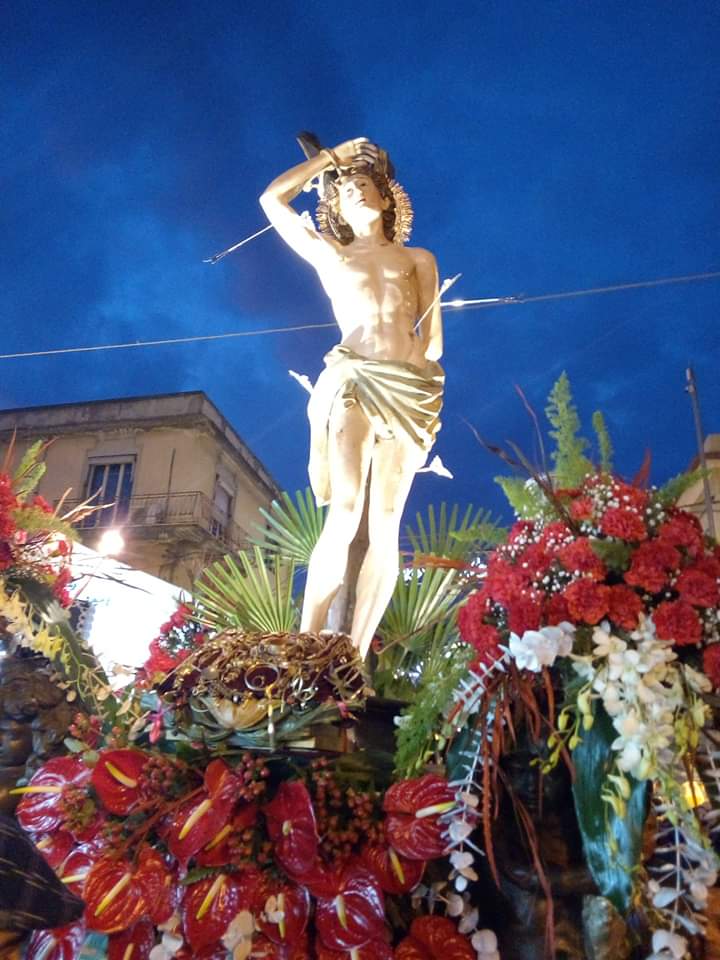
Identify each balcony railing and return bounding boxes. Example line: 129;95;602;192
61;490;247;552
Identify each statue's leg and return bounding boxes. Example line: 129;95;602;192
300;402;374;634
350;433;426;658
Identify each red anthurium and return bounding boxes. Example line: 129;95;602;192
34;830;75;869
175;945;227;960
15;757;90;834
360;843;426;894
395;916;476;960
315;938;394;960
84;857;148;934
283;858;342;899
264;780;319;876
25;921;86;960
165;760;240;865
251;932;311;958
181;872;247;952
257;880;311;946
135;846;178;925
195;803;259;867
92;749;148;815
57;843;101;897
314;863;386;951
383;774;455;860
108;919;156;960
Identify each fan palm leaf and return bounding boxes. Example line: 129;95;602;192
406;502;505;561
194;547;298;633
252;488;326;568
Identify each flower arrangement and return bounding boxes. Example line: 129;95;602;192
437;378;720;957
13;737;496;959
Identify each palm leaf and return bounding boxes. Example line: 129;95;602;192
406;503;504;560
252;488;326;567
194;547;298;633
379;566;460;650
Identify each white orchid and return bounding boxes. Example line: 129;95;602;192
645;928;688;959
508;622;575;672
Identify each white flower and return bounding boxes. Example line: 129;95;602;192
647;928;687;959
508;623;575;672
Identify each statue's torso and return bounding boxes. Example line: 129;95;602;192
316;242;426;366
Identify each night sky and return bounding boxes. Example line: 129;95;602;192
3;1;719;527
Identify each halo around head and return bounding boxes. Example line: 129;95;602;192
315;143;414;246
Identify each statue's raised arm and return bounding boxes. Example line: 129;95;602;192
262;136;445;658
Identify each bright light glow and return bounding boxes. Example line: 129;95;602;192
448;299;465;307
97;529;125;556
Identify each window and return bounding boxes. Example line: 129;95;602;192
83;460;134;528
210;476;234;538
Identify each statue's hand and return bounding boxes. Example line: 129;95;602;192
332;138;375;168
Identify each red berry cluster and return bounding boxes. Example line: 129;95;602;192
309;758;381;861
235;751;271;803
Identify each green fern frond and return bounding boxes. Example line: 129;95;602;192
495;475;554;520
545;372;593;487
194;547;298;633
592;411;614;473
252;489;326;567
655;468;705;507
12;440;48;499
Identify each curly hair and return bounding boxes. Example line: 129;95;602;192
320;167;398;245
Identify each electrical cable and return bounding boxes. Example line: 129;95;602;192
1;269;718;361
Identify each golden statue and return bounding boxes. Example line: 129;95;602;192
260;137;444;658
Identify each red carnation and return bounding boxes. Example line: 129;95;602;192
545;593;570;625
539;521;572;549
614;481;649;511
694;552;720;580
569;496;594;521
506;593;542;635
508;520;535;544
458;616;502;668
600;507;647;542
558;538;606;581
653;600;702;646
675;567;720;608
563;579;610;625
624;541;679;593
484;558;524;605
702;644;720;689
658;511;704;555
607;585;643;630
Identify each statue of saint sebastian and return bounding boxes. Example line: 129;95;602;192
260;138;444;658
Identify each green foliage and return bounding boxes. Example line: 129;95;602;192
406;503;506;559
545;372;594;487
655;468;704;507
592;411;614;473
495;475;554;520
194;546;298;634
9;574;118;724
11;505;77;541
253;489;326;568
588;538;633;573
12;439;47;500
572;701;647;914
393;641;471;777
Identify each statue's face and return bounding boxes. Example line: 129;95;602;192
336;174;388;231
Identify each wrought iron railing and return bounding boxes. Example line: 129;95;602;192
60;491;246;551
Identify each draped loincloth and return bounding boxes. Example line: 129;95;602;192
307;344;445;506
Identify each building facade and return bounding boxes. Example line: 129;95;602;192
0;392;280;589
677;433;720;539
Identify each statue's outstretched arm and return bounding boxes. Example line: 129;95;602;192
259;138;368;266
413;248;444;362
259;153;335;265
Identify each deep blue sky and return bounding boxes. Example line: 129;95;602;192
3;1;719;526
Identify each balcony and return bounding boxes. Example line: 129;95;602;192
62;491;247;553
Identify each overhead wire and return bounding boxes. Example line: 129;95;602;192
1;269;718;362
